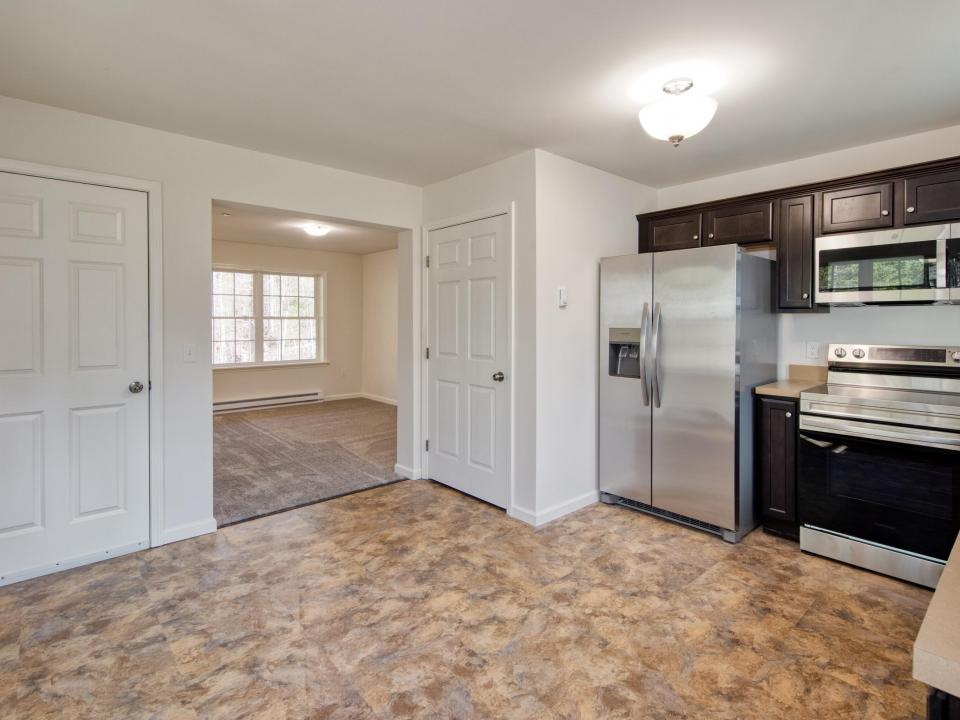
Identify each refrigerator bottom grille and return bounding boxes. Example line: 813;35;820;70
601;494;725;538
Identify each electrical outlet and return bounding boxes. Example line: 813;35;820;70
805;341;820;361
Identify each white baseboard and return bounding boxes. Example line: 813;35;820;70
509;490;599;528
359;392;397;406
507;504;538;526
394;463;422;479
158;517;218;546
0;540;148;587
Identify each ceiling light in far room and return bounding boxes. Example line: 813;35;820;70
301;223;332;237
219;212;231;216
638;77;718;147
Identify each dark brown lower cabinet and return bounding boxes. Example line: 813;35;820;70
756;396;798;540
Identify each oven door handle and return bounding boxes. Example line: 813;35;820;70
799;415;960;452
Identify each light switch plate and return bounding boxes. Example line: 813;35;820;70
558;286;568;308
183;343;196;363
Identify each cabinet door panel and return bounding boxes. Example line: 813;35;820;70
904;169;960;224
703;201;772;245
649;213;701;252
777;195;814;310
758;397;798;538
821;182;894;234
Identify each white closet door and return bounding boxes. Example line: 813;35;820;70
427;214;510;508
0;171;150;584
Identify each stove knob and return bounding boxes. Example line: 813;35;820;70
952;351;960;362
852;348;865;359
834;347;847;358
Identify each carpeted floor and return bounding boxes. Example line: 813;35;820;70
213;397;400;526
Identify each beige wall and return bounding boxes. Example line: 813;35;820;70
360;248;398;403
211;240;364;403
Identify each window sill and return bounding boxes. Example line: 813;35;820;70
213;360;330;372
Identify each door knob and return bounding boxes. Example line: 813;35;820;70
492;371;505;382
129;381;144;394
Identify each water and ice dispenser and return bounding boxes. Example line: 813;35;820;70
608;328;643;378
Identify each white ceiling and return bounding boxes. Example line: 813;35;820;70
212;200;399;254
2;1;959;188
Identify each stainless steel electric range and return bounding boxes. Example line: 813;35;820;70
798;344;960;588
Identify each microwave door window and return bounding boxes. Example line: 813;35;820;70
819;240;938;293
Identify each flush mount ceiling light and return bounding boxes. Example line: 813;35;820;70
301;223;332;237
638;77;718;147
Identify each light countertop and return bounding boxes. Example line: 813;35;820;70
753;364;827;400
914;533;960;697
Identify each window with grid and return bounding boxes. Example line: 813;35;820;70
211;270;324;366
212;271;255;365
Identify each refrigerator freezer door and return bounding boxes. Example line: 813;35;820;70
651;245;738;530
599;253;653;504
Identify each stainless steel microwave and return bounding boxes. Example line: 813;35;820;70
814;222;960;304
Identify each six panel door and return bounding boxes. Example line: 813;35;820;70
427;214;510;508
0;171;150;585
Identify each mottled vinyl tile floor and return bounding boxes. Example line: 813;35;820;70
2;480;932;719
213;398;400;526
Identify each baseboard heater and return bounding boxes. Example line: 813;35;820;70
213;391;323;413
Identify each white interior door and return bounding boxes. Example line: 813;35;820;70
0;171;150;584
428;214;510;508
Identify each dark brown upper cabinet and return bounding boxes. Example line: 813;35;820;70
820;181;894;234
703;201;773;246
649;212;701;252
904;169;960;225
777;195;814;310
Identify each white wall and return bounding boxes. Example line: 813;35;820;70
422;151;539;513
0;95;422;543
422;150;656;524
360;248;398;403
395;230;419;477
656;123;960;377
533;151;656;521
211;240;364;403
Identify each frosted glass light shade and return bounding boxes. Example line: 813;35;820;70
639;93;718;145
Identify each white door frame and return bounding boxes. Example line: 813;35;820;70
0;157;165;548
420;203;515;508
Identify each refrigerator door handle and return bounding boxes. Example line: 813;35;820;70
651;301;662;408
640;301;650;406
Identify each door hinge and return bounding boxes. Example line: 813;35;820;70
148;380;152;391
425;439;429;452
425;347;430;359
425;255;430;268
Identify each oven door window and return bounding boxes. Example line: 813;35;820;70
818;240;938;294
798;429;960;561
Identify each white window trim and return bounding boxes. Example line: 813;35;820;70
212;264;327;369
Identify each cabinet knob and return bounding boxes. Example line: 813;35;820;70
708;233;714;239
693;234;699;240
802;292;809;299
880;209;889;216
906;206;916;213
785;412;792;418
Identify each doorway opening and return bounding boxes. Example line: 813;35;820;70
211;200;401;526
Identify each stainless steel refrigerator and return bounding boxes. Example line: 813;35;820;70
599;244;777;542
